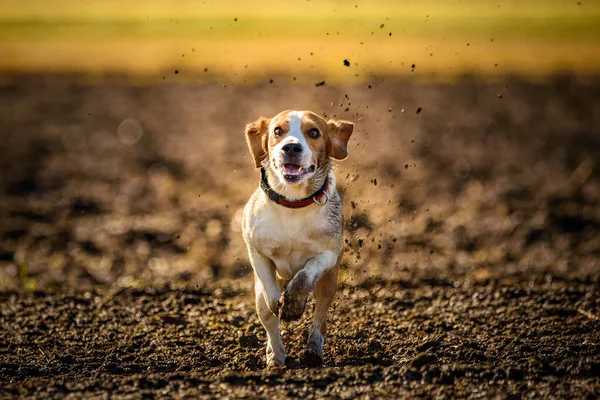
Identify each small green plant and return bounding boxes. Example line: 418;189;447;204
18;261;37;291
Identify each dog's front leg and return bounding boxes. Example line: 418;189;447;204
279;250;338;322
248;248;286;368
279;251;340;367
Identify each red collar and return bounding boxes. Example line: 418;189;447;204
260;168;330;209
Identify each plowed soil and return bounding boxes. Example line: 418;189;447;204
1;75;599;399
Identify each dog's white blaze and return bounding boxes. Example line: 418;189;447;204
277;110;312;167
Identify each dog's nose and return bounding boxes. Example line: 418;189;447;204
282;143;303;155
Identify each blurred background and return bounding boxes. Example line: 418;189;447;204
0;0;599;290
1;0;599;79
1;0;600;80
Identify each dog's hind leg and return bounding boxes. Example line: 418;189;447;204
254;274;286;368
303;263;338;367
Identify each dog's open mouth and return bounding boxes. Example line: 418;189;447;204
282;163;315;182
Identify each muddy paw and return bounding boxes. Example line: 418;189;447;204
279;288;308;322
284;356;303;370
302;349;323;367
279;271;310;322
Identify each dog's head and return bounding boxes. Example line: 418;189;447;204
245;110;354;184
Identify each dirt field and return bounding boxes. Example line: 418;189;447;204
1;75;599;398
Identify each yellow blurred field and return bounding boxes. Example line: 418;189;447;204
1;0;599;81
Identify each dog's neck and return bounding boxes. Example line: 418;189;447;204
264;161;331;201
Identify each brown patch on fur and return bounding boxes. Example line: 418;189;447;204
245;117;271;168
299;112;329;167
326;119;354;160
268;114;290;150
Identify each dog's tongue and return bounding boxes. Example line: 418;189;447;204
283;163;302;175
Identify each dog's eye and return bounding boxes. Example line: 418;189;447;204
273;127;283;136
308;128;320;139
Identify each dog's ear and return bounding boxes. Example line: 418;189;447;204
245;117;271;168
326;119;354;160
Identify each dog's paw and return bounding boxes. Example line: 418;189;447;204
284;356;303;369
279;289;307;322
266;353;286;370
279;271;309;322
303;334;324;367
302;348;323;368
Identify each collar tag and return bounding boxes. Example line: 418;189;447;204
313;191;329;206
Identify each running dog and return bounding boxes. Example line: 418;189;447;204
242;110;354;368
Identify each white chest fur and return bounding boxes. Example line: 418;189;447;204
243;193;338;281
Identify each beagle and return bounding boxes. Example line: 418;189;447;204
242;110;354;368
